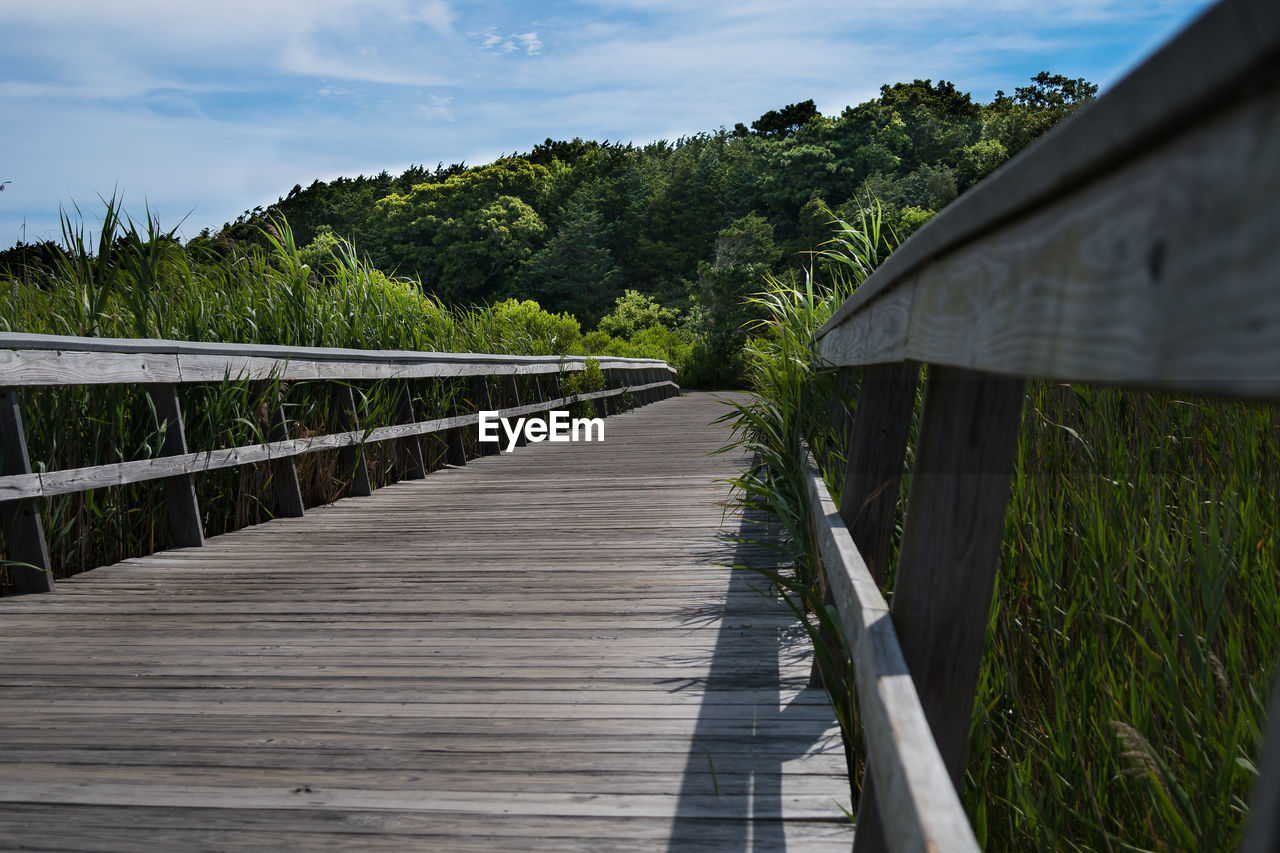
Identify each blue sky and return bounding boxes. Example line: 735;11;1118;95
2;0;1215;249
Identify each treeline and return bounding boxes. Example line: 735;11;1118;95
2;72;1095;386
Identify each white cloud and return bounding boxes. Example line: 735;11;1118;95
476;28;544;55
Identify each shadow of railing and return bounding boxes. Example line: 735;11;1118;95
667;506;842;850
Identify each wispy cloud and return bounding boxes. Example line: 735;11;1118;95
1;0;1215;246
477;28;544;55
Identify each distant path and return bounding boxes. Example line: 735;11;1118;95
0;391;853;850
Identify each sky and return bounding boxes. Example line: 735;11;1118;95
1;0;1217;249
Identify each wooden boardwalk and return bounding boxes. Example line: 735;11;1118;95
0;392;853;851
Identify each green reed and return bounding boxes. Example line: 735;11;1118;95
725;209;1278;850
0;200;590;589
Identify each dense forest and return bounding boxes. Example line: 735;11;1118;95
2;72;1095;385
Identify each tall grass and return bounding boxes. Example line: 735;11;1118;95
0;200;589;589
718;203;895;795
725;208;1278;849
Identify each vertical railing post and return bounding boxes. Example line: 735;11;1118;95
888;366;1024;778
268;387;306;518
472;375;498;456
145;383;205;548
332;383;372;497
505;373;527;448
0;388;54;594
396;380;428;480
444;378;468;467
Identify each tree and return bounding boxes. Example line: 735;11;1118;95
751;100;820;139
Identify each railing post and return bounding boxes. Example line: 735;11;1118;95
503;373;526;448
145;383;205;548
472;375;498;456
444;379;468;467
268;389;306;518
0;388;54;594
332;383;372;497
395;380;428;480
887;366;1024;785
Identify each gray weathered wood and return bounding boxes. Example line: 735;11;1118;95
332;384;372;498
472;376;499;457
443;380;468;468
0;388;54;594
0;388;665;503
840;363;919;585
395;381;428;480
145;384;205;549
1243;668;1280;853
505;375;527;448
806;461;979;853
0;333;671;388
888;366;1025;789
268;394;306;519
0;392;849;850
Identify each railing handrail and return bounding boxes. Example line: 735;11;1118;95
802;0;1280;849
0;331;675;387
0;333;679;596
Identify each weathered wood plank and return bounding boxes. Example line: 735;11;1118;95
0;332;674;387
807;461;979;853
145;383;205;548
889;367;1025;790
0;392;850;850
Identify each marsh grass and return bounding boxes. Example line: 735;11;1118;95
723;207;1278;850
0;200;594;591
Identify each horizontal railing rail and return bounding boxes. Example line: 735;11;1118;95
798;0;1280;850
0;332;678;596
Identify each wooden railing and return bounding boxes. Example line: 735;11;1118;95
0;331;678;595
806;0;1280;849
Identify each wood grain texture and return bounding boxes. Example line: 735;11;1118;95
0;393;852;850
145;383;205;548
0;333;674;387
838;362;920;853
806;460;979;853
818;28;1280;399
0;386;674;501
889;367;1025;790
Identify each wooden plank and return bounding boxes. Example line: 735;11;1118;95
145;383;205;548
0;333;673;387
888;367;1024;790
806;460;979;853
0;387;54;593
0;392;851;850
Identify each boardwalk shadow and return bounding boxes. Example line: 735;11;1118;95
666;507;842;851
